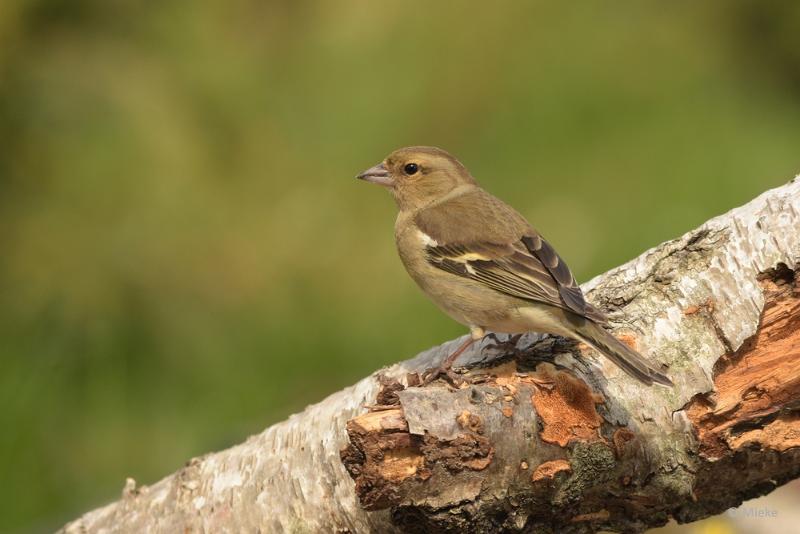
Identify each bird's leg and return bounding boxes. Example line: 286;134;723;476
421;336;477;386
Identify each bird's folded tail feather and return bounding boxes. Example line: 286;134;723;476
574;321;673;387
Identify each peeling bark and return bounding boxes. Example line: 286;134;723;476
62;179;800;534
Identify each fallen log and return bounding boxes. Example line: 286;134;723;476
62;178;800;533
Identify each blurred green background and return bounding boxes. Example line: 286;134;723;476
1;1;799;532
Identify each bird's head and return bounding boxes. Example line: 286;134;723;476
357;146;476;210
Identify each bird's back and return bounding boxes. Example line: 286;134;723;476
414;188;532;245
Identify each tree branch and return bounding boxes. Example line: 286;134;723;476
62;179;800;533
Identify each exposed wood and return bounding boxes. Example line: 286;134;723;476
61;178;800;533
685;265;800;460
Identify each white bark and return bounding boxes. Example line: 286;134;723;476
62;178;800;533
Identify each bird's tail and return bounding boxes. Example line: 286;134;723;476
573;321;673;387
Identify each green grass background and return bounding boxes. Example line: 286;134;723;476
1;1;799;531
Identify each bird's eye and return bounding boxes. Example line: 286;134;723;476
404;163;419;175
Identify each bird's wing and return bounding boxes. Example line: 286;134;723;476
415;190;607;323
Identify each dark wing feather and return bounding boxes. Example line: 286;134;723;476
416;190;607;323
521;235;591;318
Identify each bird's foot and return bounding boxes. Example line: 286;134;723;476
418;335;477;388
420;365;465;388
485;333;525;357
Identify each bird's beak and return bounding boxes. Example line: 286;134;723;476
356;162;393;187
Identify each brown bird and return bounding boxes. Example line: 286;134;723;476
357;146;672;386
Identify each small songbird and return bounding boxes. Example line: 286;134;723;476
357;146;672;386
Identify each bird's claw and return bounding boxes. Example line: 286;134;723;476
485;333;524;357
420;365;464;387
